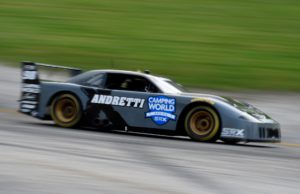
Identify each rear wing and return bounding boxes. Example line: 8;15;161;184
20;61;82;116
33;62;82;77
22;61;82;82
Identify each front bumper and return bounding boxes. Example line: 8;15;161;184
220;122;281;143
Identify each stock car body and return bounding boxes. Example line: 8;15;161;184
19;62;281;143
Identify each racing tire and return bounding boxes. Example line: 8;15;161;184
50;94;82;128
184;105;220;142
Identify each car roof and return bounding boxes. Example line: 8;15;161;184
88;69;167;80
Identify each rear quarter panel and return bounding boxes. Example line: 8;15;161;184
38;82;90;118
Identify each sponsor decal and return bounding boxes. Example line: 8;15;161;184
21;104;36;109
22;93;38;100
20;84;40;113
21;101;38;105
20;108;31;113
24;64;37;71
91;94;145;108
221;128;245;138
22;84;40;93
145;96;176;125
22;70;38;80
20;63;40;115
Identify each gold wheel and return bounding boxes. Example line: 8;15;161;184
185;106;220;142
51;94;82;128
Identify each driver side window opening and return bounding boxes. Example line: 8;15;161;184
105;73;159;93
68;71;105;88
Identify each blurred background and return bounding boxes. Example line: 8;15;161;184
1;1;300;194
1;0;299;90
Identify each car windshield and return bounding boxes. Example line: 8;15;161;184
153;77;186;94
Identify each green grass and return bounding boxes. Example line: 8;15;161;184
1;0;300;90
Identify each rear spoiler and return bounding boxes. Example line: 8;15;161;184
19;61;82;116
34;62;82;77
22;61;82;77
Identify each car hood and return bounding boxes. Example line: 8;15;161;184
180;92;274;122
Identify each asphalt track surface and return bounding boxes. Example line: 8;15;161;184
0;65;299;194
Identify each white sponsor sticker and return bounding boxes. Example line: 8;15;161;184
22;88;40;93
22;93;37;100
221;128;245;138
24;65;36;71
20;108;31;113
91;94;145;108
22;71;38;80
22;84;40;93
21;101;38;105
21;104;36;109
23;84;40;89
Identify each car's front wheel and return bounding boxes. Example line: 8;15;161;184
184;105;220;142
50;94;82;128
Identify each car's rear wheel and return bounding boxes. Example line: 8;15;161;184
50;94;82;128
184;105;220;142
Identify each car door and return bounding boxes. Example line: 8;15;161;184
87;72;178;131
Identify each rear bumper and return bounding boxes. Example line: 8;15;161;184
220;122;281;143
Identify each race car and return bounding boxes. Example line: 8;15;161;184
19;61;281;143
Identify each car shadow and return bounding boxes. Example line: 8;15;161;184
17;121;275;149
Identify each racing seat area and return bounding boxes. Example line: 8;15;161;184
125;79;148;92
105;73;159;93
